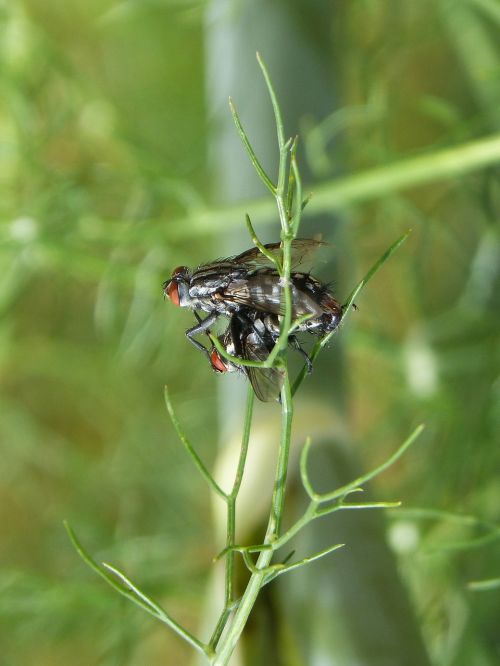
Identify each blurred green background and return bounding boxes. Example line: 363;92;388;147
1;1;499;665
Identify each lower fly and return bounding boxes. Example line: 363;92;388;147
208;310;315;402
209;311;283;402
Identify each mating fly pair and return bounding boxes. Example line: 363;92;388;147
163;239;343;401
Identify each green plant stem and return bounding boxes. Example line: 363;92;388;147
263;542;345;582
317;425;424;503
226;390;254;619
67;53;430;666
208;389;254;650
213;372;294;665
217;424;422;565
270;373;293;536
209;78;299;657
212;547;274;665
213;421;422;664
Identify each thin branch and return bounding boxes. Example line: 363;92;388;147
257;51;285;151
164;386;227;500
292;231;411;395
340;230;411;323
209;333;276;369
214;543;273;562
286;137;298;215
269;372;294;537
290;152;303;237
299;437;318;501
276;138;294;235
229;97;276;195
263;543;345;585
315;500;402;518
245;213;281;270
217;385;255;644
64;522;210;657
230;385;254;499
317;424;425;504
210;607;232;651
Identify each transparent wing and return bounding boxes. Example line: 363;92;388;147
227;238;327;269
242;336;284;402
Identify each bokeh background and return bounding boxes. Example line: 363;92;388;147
1;1;500;665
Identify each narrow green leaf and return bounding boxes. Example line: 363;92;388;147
292;231;410;395
318;424;425;504
290;154;303;237
229;97;276;195
315;500;402;518
245;214;281;269
286;137;298;215
340;230;411;322
64;522;209;656
230;385;255;498
299;437;319;501
256;52;285;150
263;543;345;586
164;386;227;500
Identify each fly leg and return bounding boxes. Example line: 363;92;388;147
342;302;358;311
185;311;220;358
289;335;313;373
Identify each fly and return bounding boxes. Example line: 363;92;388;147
208;309;314;402
163;239;342;357
208;310;286;402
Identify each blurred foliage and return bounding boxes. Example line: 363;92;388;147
0;0;499;664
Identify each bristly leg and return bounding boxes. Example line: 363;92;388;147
290;336;313;373
185;312;220;358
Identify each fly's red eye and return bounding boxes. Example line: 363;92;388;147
172;266;186;276
210;348;228;373
165;281;181;306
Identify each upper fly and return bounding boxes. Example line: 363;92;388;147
208;310;286;402
163;239;325;314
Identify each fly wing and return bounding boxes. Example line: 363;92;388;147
223;272;325;318
288;238;327;269
241;334;284;402
226;239;327;269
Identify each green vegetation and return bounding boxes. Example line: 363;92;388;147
1;2;499;664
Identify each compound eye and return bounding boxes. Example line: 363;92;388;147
165;280;181;306
164;266;189;306
210;348;228;373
